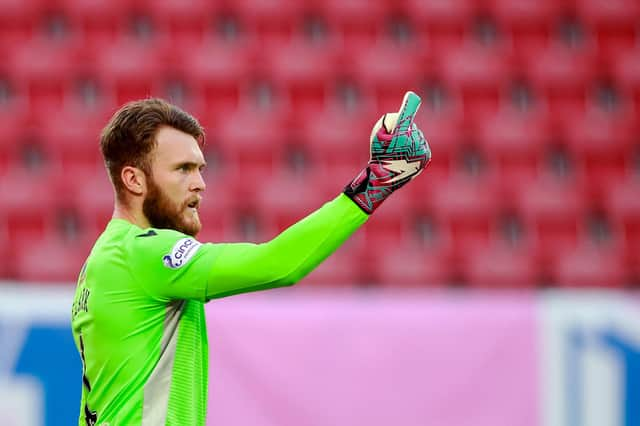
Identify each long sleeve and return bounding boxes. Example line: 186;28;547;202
204;194;368;300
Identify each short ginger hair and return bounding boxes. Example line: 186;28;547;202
100;98;205;200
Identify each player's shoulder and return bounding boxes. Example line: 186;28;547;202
127;226;206;269
128;225;199;250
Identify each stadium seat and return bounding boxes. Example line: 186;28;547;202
604;176;640;250
0;225;9;278
70;171;115;238
193;205;246;243
362;190;416;247
14;235;91;282
438;43;513;120
58;0;144;41
0;0;47;46
302;239;369;286
0;103;31;174
426;173;503;257
475;107;552;184
317;0;388;48
213;105;293;181
404;0;476;54
300;105;374;170
612;48;640;114
521;43;598;121
561;109;636;197
407;83;466;177
225;0;305;44
344;39;424;112
146;0;217;44
0;169;60;245
375;240;453;287
5;38;83;113
486;0;560;53
513;173;587;261
576;0;640;58
175;39;254;114
258;40;340;111
85;38;169;105
37;105;110;174
461;242;540;288
549;242;628;288
255;171;333;232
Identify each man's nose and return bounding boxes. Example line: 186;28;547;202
191;171;206;192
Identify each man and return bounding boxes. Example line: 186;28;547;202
71;92;430;425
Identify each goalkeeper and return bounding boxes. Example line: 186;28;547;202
70;92;431;425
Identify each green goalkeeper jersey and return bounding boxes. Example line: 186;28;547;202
70;194;367;426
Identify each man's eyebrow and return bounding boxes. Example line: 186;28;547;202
174;161;207;169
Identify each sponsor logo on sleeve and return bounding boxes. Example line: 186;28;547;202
162;238;201;269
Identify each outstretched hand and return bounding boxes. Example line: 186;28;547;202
344;91;431;214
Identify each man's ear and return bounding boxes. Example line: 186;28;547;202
121;166;146;196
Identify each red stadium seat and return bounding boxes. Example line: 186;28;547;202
612;48;640;113
374;212;455;287
83;38;170;105
521;44;598;121
549;242;628;288
513;174;587;261
576;0;640;58
486;0;560;53
426;173;503;257
175;40;254;114
604;176;640;250
0;169;60;244
70;171;115;237
255;171;333;232
438;43;513;120
461;242;540;288
317;0;388;48
225;0;305;44
375;240;453;287
146;0;217;44
302;240;368;286
213;105;292;180
301;105;374;170
14;235;91;282
0;223;9;278
407;84;466;177
561;109;636;196
193;206;244;244
362;190;416;247
0;0;47;46
344;39;424;112
5;38;83;113
405;0;476;54
0;102;31;174
476;107;552;184
37;105;111;174
59;0;144;42
258;40;340;111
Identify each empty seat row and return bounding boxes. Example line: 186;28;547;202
1;0;638;46
3;36;640;88
3;227;638;287
1;167;639;246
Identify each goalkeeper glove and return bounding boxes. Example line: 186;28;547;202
344;91;431;214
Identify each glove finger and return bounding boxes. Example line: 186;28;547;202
395;91;421;133
370;114;386;142
382;113;399;133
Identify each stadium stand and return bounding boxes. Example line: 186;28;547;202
0;0;638;286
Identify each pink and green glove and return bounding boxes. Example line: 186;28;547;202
344;91;431;214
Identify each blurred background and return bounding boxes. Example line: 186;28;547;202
0;0;638;425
